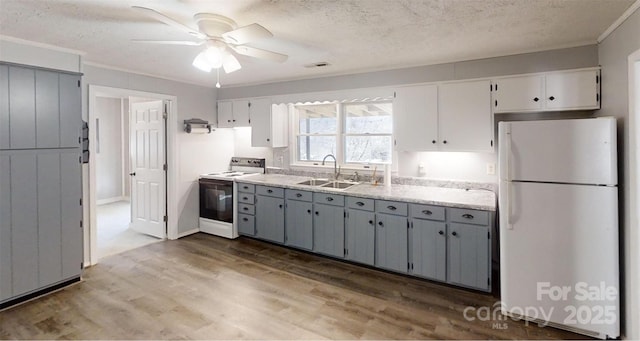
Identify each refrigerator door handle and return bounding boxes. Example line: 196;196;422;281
507;181;514;229
504;127;514;229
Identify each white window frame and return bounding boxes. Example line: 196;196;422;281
290;100;395;172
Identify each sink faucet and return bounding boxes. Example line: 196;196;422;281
322;154;340;180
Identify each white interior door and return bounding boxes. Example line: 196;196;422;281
129;100;166;238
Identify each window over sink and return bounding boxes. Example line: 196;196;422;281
293;101;393;168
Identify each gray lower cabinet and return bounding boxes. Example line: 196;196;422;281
409;204;447;282
447;222;491;291
255;193;285;243
345;197;375;266
375;200;409;273
313;193;345;258
237;183;256;236
411;219;447;282
284;194;313;250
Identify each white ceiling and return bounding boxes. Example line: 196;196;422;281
0;0;634;88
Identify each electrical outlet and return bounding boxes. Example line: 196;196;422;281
486;163;496;175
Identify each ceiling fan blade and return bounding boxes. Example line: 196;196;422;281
132;6;206;39
230;45;288;63
131;40;204;46
222;23;273;45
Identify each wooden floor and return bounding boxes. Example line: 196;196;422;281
0;233;585;339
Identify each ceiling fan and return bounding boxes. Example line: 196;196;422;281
131;6;288;86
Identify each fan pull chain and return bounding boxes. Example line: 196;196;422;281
216;68;221;88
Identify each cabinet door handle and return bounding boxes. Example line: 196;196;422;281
387;205;396;211
326;197;334;202
533;97;539;102
267;189;273;193
307;209;311;214
432;140;436;144
356;201;365;206
378;221;384;227
227;119;231;122
315;211;319;215
443;140;447;144
243;197;248;200
462;213;474;219
243;207;248;211
243;186;249;190
266;138;270;142
278;204;283;209
422;209;432;215
368;220;374;225
549;96;555;101
452;231;458;236
296;193;302;198
242;217;248;222
438;230;444;235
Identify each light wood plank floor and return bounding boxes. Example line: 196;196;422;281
0;233;586;339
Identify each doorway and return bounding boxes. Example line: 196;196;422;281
93;95;161;259
87;85;178;266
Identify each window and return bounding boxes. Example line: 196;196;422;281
294;101;393;166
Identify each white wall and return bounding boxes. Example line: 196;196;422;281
82;64;231;236
597;5;640;339
95;97;123;201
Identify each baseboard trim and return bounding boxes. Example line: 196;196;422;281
176;228;200;239
0;276;81;311
96;196;126;205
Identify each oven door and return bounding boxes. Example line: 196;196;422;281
199;178;233;223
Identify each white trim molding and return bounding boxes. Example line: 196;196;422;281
627;48;640;341
598;0;640;43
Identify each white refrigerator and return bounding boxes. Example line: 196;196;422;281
498;117;619;339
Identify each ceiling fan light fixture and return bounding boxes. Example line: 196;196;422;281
204;46;224;69
192;51;213;72
222;53;242;74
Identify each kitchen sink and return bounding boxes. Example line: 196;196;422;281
296;179;330;186
320;181;358;190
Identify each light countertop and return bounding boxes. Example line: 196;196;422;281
236;174;496;211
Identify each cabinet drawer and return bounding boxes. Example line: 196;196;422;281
237;183;255;193
375;200;408;216
256;185;284;198
238;193;255;204
237;214;255;235
238;203;255;215
410;204;445;221
285;189;313;202
313;192;344;206
449;208;489;226
346;197;374;211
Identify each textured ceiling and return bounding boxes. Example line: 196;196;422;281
0;0;634;88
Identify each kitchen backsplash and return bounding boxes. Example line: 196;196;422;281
265;167;497;192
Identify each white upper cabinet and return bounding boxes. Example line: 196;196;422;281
492;68;600;113
216;99;250;128
544;70;600;110
394;81;493;153
217;101;233;128
250;99;288;148
492;75;544;113
393;85;439;151
438;80;493;152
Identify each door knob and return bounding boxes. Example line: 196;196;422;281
129;172;136;176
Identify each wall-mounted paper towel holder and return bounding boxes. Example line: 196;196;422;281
184;118;213;134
